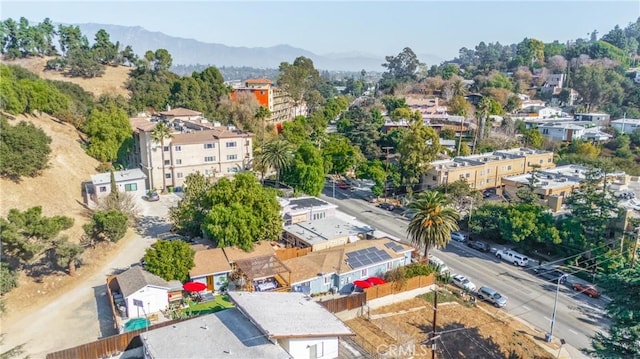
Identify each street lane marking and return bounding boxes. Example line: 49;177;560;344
521;305;531;311
544;316;552;322
569;329;578;335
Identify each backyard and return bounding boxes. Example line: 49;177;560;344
168;294;235;319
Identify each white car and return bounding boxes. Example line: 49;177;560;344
452;274;476;292
495;249;529;266
451;231;465;242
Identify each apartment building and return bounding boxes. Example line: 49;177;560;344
129;117;254;190
230;78;301;126
422;148;555;191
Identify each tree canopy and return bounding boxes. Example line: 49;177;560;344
143;240;195;282
0;117;52;181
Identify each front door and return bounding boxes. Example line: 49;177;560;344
206;275;214;291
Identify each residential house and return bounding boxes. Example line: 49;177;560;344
574;113;610;124
582;127;613;143
280;196;338;225
537;123;585;142
513;106;564;120
283;237;413;295
223;241;277;268
228;291;354;359
282;216;375;251
189;248;232;293
157;107;204;122
140;309;293;359
112;266;180;319
86;168;147;203
422;148;555;191
129;115;254;190
541;73;565;96
611;118;640;135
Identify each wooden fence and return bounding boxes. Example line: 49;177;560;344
364;274;434;301
318;292;367;313
275;246;311;261
46;318;186;359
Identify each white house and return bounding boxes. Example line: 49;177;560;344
114;266;177;319
537;123;586;142
90;168;147;200
611;118;640;135
228;291;354;359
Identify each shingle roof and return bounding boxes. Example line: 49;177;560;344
130;117;156;132
115;266;170;297
245;78;273;84
223;241;276;263
159;107;202;117
190;248;232;277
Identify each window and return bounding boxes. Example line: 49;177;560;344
324;276;330;284
124;183;137;191
165;173;172;179
203;143;215;149
227;154;238;160
163;146;169;152
361;268;367;276
507;165;512;170
204;156;216;162
465;173;470;178
175;159;182;165
227;167;239;173
226;142;237;148
174;145;182;152
260;90;265;95
539;160;543;164
164;160;170;165
548;158;552;163
204;169;214;176
99;186;107;192
487;168;491;174
387;262;392;270
432;176;437;181
459;174;465;180
480;170;485;175
542;129;549;134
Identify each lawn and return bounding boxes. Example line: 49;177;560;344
186;294;234;316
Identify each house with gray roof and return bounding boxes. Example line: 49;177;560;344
114;266;179;319
88;168;147;203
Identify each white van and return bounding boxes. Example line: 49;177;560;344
428;255;451;275
495;249;529;266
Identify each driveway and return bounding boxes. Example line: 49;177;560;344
1;194;181;358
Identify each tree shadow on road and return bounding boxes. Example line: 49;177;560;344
136;216;171;238
93;284;118;339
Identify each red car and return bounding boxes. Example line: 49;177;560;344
572;282;601;298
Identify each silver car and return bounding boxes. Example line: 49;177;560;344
452;274;476;292
477;286;507;307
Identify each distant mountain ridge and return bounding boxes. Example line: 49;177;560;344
74;23;443;72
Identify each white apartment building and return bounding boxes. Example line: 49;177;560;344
129;117;254;191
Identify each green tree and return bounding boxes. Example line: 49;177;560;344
440;128;456;140
338;107;384;158
380;47;421;90
254;106;271;147
83;210;128;244
83;102;132;162
151;122;173;191
282;141;326;196
0;263;18;295
143;240;195;282
356;160;386;197
169;172;214;237
522;128;544;149
202;173;282;250
277;56;320;116
397;119;440;191
0;117;52;181
91;29;118;65
322;134;364;175
448;95;472;117
53;237;84;275
591;266;640;358
261;139;295;186
407;191;461;258
381;96;409;113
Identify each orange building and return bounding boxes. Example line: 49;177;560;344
231;78;297;127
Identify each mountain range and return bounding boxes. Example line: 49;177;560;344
75;23;443;72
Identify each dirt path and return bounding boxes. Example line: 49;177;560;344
1;196;180;358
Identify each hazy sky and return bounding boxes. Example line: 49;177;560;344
2;1;639;61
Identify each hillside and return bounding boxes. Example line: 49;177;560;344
5;57;132;98
0;113;100;241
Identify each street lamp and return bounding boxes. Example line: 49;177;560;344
547;273;569;342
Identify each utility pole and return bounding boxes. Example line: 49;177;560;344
382;146;393;203
431;290;438;359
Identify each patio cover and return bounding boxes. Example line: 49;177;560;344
235;255;292;283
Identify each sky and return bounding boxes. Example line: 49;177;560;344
2;1;639;62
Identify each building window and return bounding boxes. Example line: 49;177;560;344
165;173;172;179
465;173;470;178
124;183;137;191
432;176;437;181
226;142;237;148
260;91;265;95
487;168;491;174
361;269;367;277
204;169;214;176
99;186;107;192
174;145;182;152
387;262;392;270
227;167;239;173
164;160;170;165
539;160;543;164
175;159;182;165
203;143;215;149
177;172;183;179
548;158;552;163
163;146;169;152
204;156;216;162
480;170;484;175
508;165;512;170
459;174;464;180
324;276;330;284
227;154;238;160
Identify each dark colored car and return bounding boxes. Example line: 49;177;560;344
467;240;490;252
145;191;160;201
572;282;601;298
378;202;396;211
536;268;568;284
336;181;351;190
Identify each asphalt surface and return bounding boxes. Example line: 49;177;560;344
320;184;609;356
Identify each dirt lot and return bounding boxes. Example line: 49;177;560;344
4;56;131;98
346;294;554;359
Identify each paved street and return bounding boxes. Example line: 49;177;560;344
320;184;608;357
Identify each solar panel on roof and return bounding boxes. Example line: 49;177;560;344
380;252;392;260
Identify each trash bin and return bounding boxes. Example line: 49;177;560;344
167;186;174;193
545;333;552;342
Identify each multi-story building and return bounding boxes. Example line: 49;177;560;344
422;148;555;191
230;78;301;127
129;116;253;191
611;118;640;135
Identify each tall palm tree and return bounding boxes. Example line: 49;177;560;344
261;139;294;186
151;122;173;192
407;191;461;259
255;106;271;152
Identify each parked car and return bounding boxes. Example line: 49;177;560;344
482;190;493;198
451;231;466;242
572;282;601;298
495;249;529;266
467;240;491;252
145;191;160;201
336;181;351;190
378;202;396;211
536;268;568;284
428;255;450;275
452;274;476;292
477;286;507;307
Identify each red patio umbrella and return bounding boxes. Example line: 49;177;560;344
367;277;386;285
353;280;372;289
183;281;206;292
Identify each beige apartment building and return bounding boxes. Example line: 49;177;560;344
422;148;555;191
129;117;253;191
